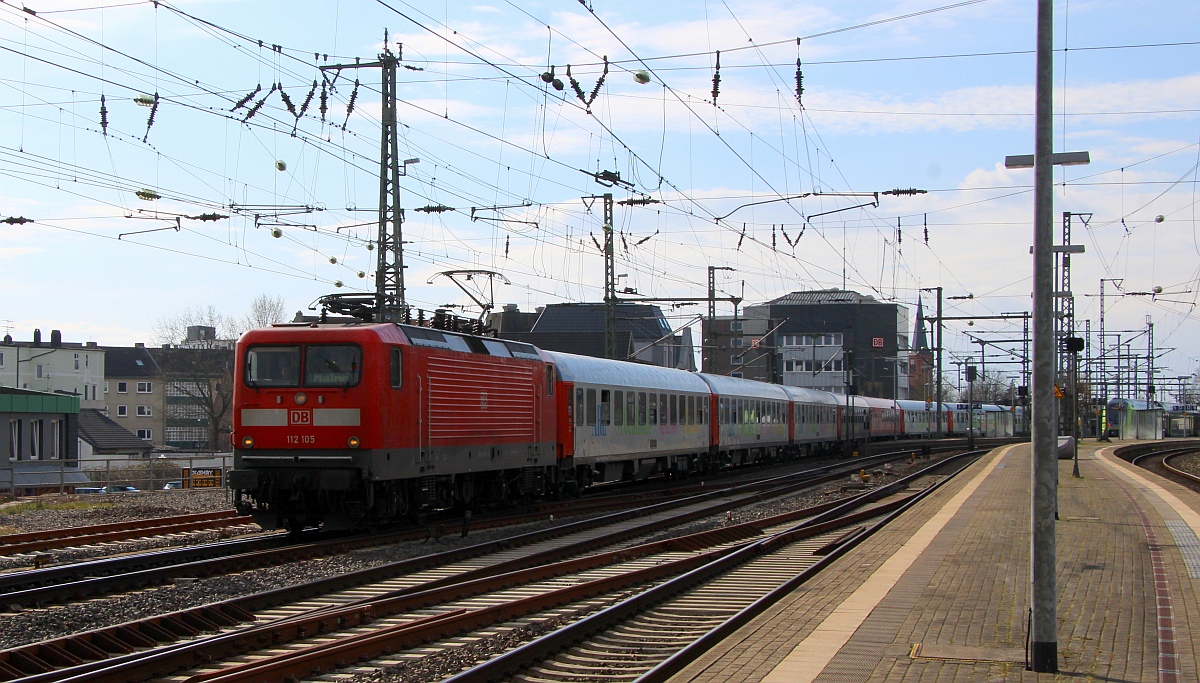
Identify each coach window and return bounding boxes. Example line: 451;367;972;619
390;348;403;388
576;388;585;426
600;390;611;426
647;393;658;425
659;394;668;426
638;392;647;426
614;390;624;426
687;395;695;425
626;391;637;427
546;365;554;395
669;395;678;425
585;389;597;427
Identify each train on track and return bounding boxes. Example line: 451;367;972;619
229;320;1003;530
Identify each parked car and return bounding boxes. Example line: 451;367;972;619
74;487;105;494
163;481;184;490
103;485;140;493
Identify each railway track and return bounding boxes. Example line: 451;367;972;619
1126;444;1200;494
0;448;920;609
0;511;255;559
0;447;976;683
446;455;975;683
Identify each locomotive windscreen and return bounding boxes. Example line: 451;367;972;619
245;346;301;387
305;345;362;387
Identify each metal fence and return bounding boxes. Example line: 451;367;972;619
2;454;234;497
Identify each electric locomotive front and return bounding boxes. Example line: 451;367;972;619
230;322;560;531
230;323;393;530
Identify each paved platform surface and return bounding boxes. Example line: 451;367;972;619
667;439;1200;682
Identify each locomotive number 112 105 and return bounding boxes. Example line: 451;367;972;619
287;434;316;445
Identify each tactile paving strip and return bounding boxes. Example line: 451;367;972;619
1165;519;1200;579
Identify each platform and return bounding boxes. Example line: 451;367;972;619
666;439;1200;682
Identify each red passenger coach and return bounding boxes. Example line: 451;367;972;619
230;322;559;531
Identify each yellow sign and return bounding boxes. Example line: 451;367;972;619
1054;385;1064;399
183;467;223;488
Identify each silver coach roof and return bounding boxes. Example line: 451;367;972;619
696;373;791;400
780;385;842;405
545;351;711;393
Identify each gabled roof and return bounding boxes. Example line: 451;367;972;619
103;346;161;377
764;289;880;306
504;330;634;360
77;408;153;453
530;303;672;339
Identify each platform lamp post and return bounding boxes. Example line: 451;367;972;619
1065;336;1085;477
1004;0;1092;672
966;365;977;450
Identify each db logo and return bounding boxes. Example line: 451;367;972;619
872;337;885;348
289;410;312;425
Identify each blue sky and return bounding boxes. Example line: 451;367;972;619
2;0;1198;394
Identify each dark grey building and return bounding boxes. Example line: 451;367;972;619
1;387;86;494
703;289;910;398
495;303;695;369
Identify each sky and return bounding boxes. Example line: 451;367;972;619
1;0;1198;396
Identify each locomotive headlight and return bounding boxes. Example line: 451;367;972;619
294;393;308;405
347;436;361;449
241;435;255;448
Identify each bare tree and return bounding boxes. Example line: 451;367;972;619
152;305;236;347
152;305;236;452
238;294;288;334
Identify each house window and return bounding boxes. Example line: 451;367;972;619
36;364;44;378
731;372;743;378
137;382;153;393
30;420;42;459
118;382;128;393
730;320;743;332
731;338;744;348
137;405;153;417
51;420;62;459
0;351;4;366
74;353;80;371
104;382;109;394
731;355;744;365
117;405;128;417
137;429;153;440
9;420;21;460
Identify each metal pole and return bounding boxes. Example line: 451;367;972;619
1072;350;1081;477
936;287;944;434
603;193;616;360
1030;0;1058;671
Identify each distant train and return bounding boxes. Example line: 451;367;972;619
228;321;1006;530
1105;398;1164;440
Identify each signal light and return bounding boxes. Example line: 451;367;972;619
348;436;361;449
241;435;255;448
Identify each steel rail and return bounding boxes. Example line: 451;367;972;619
0;513;254;557
0;448;942;683
0;446;912;608
443;450;984;683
